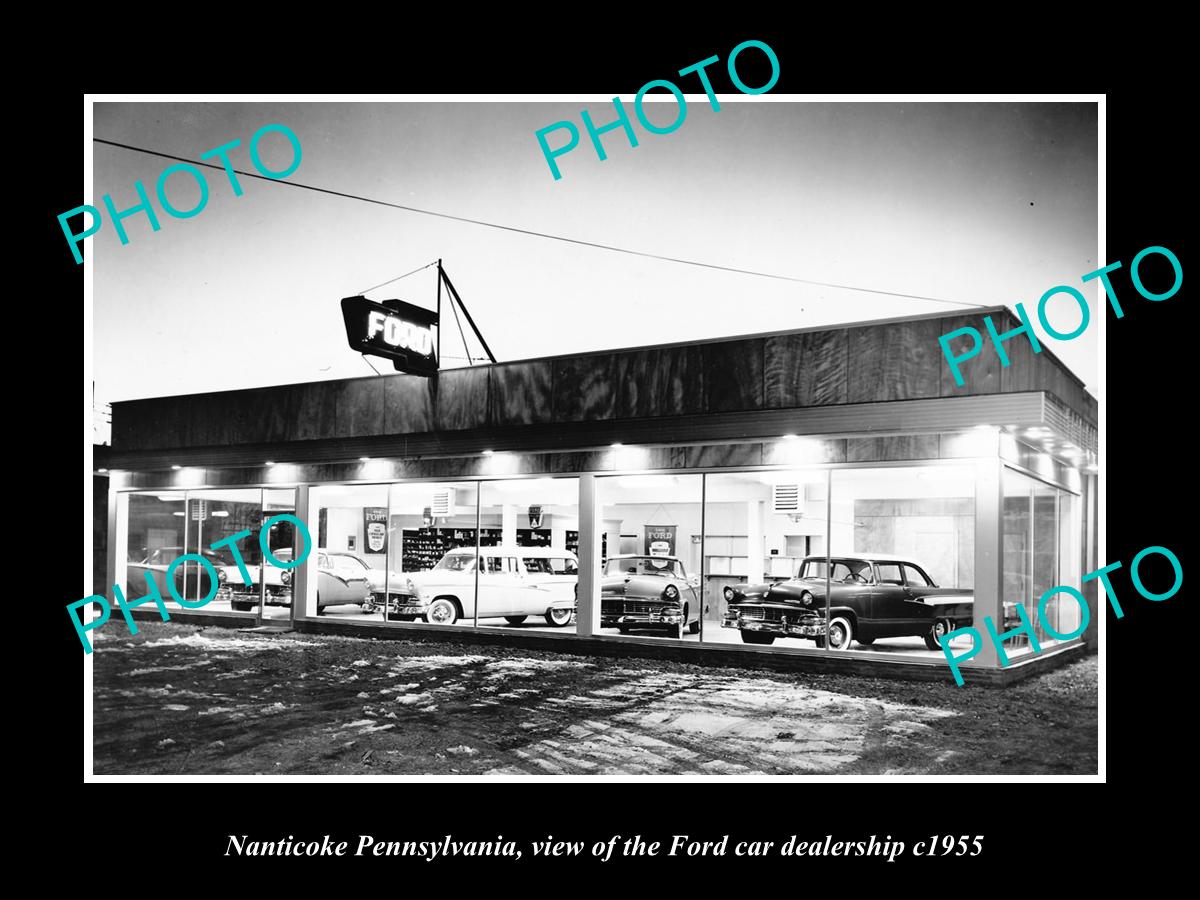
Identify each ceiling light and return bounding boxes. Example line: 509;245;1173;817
781;433;798;440
265;461;276;466
482;449;494;456
97;468;108;474
359;456;371;462
611;443;624;449
171;465;182;470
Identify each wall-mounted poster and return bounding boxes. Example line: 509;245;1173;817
644;525;677;558
363;507;388;554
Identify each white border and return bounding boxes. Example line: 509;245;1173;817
84;93;1105;784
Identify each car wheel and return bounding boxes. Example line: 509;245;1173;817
827;616;854;651
741;631;775;645
688;618;701;635
427;598;458;626
924;618;951;651
231;599;254;612
544;608;572;627
617;625;630;634
504;615;528;625
857;636;875;645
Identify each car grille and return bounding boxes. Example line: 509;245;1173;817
602;598;660;616
738;607;765;620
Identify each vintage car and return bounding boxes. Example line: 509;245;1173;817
228;548;372;613
126;546;233;604
322;551;404;614
601;555;705;639
722;553;974;650
385;546;578;626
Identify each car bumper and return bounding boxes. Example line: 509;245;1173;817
602;611;685;626
228;588;293;607
385;593;428;619
722;613;825;637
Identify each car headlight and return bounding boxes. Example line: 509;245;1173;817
723;586;733;601
801;593;812;606
406;579;418;595
217;568;227;583
664;584;679;601
281;570;293;586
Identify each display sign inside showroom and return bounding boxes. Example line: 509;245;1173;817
340;295;439;375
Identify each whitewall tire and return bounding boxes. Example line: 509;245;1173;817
827;616;854;651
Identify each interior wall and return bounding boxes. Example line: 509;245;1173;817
853;498;974;588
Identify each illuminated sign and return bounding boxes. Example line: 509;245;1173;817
340;295;439;375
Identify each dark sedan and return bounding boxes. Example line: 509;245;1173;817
722;554;973;650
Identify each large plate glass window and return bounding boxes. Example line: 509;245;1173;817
383;481;481;627
705;469;828;648
595;473;704;641
477;478;580;633
309;484;391;619
826;465;977;657
1002;468;1083;657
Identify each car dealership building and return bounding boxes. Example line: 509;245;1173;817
94;305;1098;684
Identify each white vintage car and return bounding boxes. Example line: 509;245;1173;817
385;546;578;627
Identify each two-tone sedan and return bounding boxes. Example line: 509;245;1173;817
601;555;704;639
723;553;974;650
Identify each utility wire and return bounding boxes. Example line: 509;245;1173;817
358;260;437;296
360;354;382;375
94;137;987;309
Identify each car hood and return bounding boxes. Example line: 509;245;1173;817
362;570;404;591
602;574;676;598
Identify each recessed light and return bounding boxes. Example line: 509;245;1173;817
781;433;798;440
97;468;108;474
171;465;182;470
265;461;276;466
359;456;371;462
611;443;624;449
482;449;494;456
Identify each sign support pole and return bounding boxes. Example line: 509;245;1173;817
436;258;443;366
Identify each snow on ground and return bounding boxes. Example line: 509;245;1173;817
91;622;1098;776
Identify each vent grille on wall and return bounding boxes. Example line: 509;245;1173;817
772;484;801;513
431;489;455;517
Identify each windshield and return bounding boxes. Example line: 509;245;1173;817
434;552;476;573
798;558;873;584
603;557;685;580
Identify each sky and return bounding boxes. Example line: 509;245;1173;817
91;99;1098;406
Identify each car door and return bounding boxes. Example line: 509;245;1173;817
475;554;511;619
869;562;912;636
830;560;873;626
899;562;940;635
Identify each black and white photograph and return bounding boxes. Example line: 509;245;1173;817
81;90;1108;780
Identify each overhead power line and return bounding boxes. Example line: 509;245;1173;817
93;137;987;309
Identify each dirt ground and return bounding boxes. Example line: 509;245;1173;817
91;622;1098;775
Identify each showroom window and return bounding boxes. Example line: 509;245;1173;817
703;469;828;648
1002;468;1082;655
309;484;391;620
827;465;978;658
123;488;297;620
596;473;704;641
477;477;580;634
383;481;482;627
